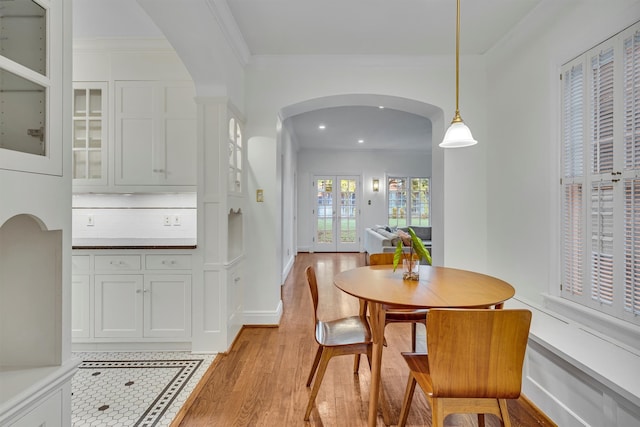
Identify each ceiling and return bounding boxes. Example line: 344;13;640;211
73;0;543;151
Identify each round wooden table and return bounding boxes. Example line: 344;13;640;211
334;264;516;427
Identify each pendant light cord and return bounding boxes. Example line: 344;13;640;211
452;0;462;123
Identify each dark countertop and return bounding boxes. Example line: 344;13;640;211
72;238;197;250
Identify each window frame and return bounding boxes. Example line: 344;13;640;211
386;176;430;229
560;21;640;327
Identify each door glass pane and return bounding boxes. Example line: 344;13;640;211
88;151;102;179
73;152;87;179
88;89;102;116
0;68;46;156
317;179;334;244
88;120;102;148
388;178;407;228
410;178;430;226
339;179;357;243
0;0;46;75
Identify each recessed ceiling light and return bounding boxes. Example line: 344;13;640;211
378;106;384;109
318;124;326;130
358;139;364;144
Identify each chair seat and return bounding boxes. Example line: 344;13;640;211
384;307;428;322
316;315;371;347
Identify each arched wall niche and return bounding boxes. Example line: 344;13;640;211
0;214;62;368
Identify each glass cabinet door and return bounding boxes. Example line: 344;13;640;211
0;0;48;158
72;83;107;184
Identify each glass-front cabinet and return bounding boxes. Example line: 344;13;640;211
72;82;107;185
0;0;62;175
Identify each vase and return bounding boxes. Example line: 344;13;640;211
402;259;419;281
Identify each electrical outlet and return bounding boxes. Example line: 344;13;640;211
173;215;181;226
163;215;171;226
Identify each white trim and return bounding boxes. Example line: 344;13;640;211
243;300;283;325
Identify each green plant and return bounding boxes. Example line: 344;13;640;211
393;227;432;272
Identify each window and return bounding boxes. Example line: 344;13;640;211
387;177;430;228
560;21;640;325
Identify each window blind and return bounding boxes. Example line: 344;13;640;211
560;21;640;325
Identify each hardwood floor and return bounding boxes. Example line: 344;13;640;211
174;253;556;426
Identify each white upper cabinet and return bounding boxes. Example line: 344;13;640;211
115;81;197;187
0;0;63;176
72;82;107;185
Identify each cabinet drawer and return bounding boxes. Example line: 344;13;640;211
145;254;192;270
72;255;90;272
94;255;141;271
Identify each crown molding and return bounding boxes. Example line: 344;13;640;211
205;0;251;66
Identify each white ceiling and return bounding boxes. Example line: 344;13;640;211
73;0;543;151
226;0;542;56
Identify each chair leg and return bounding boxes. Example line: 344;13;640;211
478;413;486;427
397;373;417;427
431;398;444;427
411;323;417;352
304;348;333;420
306;346;323;387
353;354;361;373
498;399;512;427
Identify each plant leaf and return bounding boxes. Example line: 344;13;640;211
393;240;404;271
408;227;432;265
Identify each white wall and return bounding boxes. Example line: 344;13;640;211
245;55;486;269
486;1;640;425
296;149;431;252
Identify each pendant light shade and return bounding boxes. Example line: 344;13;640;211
440;0;477;148
441;120;477;148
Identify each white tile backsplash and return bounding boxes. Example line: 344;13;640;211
72;194;196;245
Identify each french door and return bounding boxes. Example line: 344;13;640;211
313;176;360;252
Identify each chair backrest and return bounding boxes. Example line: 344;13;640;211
369;252;419;266
426;308;532;399
305;266;319;325
369;252;395;265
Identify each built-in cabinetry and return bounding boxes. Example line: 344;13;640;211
115;81;197;187
72;251;192;349
0;0;75;426
71;80;197;192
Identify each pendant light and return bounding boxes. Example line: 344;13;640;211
440;0;477;148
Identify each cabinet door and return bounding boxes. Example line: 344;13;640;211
71;275;91;338
72;82;108;186
115;81;196;187
143;275;191;338
95;274;143;338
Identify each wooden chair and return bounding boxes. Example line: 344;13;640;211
365;252;428;349
303;265;374;421
397;308;532;427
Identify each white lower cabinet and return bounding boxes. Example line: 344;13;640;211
72;252;192;345
95;274;144;338
144;275;191;338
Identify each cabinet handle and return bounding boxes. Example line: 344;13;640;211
234;277;241;282
136;289;142;294
110;261;125;266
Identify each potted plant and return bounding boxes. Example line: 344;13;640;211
393;227;432;280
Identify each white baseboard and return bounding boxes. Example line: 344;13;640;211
243;300;283;325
